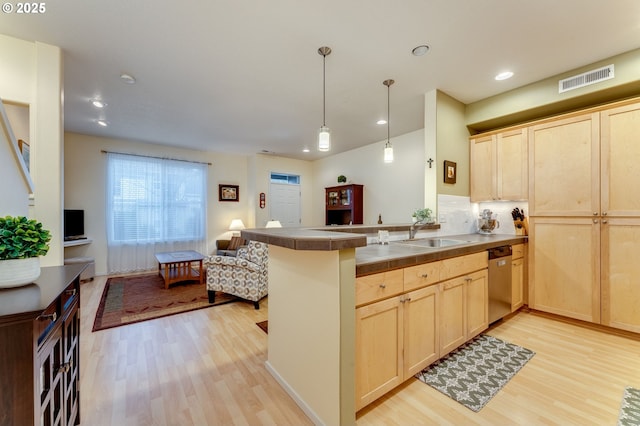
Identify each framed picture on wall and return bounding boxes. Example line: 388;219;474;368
444;160;456;184
219;184;239;202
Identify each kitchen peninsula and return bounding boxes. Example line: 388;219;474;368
241;226;526;425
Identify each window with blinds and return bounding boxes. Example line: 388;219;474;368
106;153;207;244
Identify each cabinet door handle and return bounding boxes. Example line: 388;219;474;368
379;283;386;289
421;273;429;278
593;212;598;216
57;362;71;374
602;212;608;216
602;220;608;224
65;288;77;296
38;312;57;322
593;219;599;224
465;277;472;282
405;296;411;302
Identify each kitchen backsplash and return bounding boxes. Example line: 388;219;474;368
435;194;528;237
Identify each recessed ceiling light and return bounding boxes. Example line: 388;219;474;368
302;148;310;153
495;71;514;81
97;119;108;127
120;73;136;84
412;45;430;56
91;99;106;108
377;119;387;125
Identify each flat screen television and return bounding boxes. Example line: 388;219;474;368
64;209;85;240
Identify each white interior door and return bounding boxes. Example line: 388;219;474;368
269;182;301;227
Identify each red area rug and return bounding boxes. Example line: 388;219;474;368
256;320;268;334
92;273;236;331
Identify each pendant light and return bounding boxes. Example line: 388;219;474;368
318;46;332;152
383;79;395;163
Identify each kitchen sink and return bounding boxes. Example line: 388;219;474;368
398;238;472;248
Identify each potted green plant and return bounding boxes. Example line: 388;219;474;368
413;208;434;224
337;175;347;183
0;216;51;287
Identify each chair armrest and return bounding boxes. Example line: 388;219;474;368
207;255;261;273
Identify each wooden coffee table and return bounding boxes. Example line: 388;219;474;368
155;250;205;289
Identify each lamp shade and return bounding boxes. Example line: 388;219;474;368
265;220;282;228
318;126;331;151
384;141;394;163
229;219;245;231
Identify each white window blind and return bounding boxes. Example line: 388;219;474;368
106;152;207;273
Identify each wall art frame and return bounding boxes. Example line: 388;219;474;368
219;184;239;202
444;160;457;184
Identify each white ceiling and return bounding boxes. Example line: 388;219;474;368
1;0;640;160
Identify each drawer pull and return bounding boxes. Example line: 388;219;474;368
421;273;429;278
379;283;386;289
38;312;57;322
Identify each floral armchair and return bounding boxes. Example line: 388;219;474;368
205;240;268;309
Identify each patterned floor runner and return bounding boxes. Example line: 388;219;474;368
415;334;535;412
618;387;640;426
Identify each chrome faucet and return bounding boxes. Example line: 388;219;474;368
409;221;429;240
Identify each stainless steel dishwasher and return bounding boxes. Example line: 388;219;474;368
488;245;512;323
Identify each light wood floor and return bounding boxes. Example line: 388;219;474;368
81;276;640;425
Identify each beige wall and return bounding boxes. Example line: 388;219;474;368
435;91;469;197
251;154;315;227
0;34;64;266
312;129;426;225
466;47;640;131
64;132;250;275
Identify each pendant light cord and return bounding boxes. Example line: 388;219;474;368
322;53;326;127
383;79;394;143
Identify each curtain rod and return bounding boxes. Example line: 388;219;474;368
101;150;211;166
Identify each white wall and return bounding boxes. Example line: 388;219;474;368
251;154;314;227
312;129;427;225
0;34;64;266
64;132;250;275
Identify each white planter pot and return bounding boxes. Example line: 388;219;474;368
0;257;41;288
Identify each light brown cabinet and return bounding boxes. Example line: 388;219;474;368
529;112;600;217
355;252;488;410
511;244;525;312
470;128;527;202
528;99;640;330
439;269;488;356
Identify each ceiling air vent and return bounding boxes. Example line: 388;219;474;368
558;64;614;93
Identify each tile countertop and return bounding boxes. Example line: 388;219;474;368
242;227;527;277
356;233;528;276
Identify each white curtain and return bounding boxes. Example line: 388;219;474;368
106;153;207;274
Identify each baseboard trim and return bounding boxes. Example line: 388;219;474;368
264;360;323;425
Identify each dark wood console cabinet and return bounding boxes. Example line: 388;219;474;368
0;264;84;426
325;184;364;225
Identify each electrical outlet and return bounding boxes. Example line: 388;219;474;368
439;214;446;223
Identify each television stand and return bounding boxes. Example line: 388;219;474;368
63;238;92;247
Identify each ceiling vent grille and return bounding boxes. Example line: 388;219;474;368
559;64;614;93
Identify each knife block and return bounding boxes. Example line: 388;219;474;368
513;218;528;235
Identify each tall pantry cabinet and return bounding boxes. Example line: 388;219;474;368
528;100;640;332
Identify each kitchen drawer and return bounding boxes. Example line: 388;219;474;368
356;269;403;307
403;261;441;292
440;252;488;281
512;244;525;260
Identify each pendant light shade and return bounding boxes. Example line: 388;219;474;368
383;79;395;163
318;46;332;152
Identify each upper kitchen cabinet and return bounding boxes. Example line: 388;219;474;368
470;128;527;202
529;112;600;216
325;184;363;225
600;102;640;217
